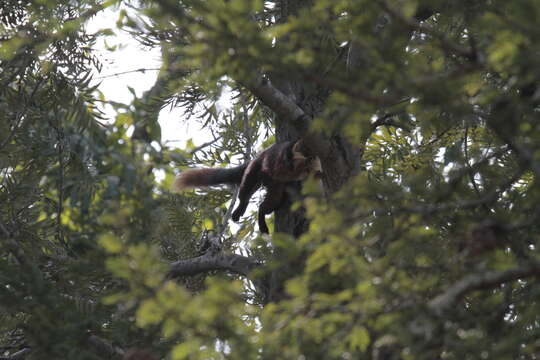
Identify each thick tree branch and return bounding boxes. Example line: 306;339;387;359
242;74;333;160
428;261;540;314
168;252;260;278
243;74;308;132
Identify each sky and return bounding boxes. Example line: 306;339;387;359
86;6;198;147
86;6;261;235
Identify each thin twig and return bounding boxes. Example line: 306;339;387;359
94;68;160;80
87;334;125;358
0;78;44;151
379;0;475;60
0;114;24;152
463;125;491;214
216;102;254;241
0;221;10;237
54;117;68;251
0;348;31;360
189;137;220;155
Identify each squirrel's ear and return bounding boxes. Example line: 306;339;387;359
292;142;307;160
292;140;302;153
292;140;306;158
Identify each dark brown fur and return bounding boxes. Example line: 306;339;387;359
174;140;321;233
173;166;246;190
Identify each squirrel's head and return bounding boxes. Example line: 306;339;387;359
291;140;322;176
292;140;307;161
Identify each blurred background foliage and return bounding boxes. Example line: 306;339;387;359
1;0;540;359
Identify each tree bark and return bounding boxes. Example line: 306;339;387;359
168;252;260;278
253;1;361;302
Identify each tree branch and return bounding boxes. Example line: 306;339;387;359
242;74;334;161
87;334;124;358
242;74;308;132
428;261;540;315
370;111;412;132
168;252;260;278
94;68;161;80
188;137;220;155
0;348;31;360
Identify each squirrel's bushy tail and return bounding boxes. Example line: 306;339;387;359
173;165;246;192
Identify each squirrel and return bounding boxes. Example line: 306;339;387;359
173;140;322;233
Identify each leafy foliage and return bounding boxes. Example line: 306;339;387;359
2;0;540;359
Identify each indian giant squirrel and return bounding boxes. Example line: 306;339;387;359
174;140;322;233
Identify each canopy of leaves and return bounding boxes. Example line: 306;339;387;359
1;0;540;359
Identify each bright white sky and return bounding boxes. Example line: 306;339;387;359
87;6;201;147
87;6;257;234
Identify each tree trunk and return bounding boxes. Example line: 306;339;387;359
264;1;361;301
